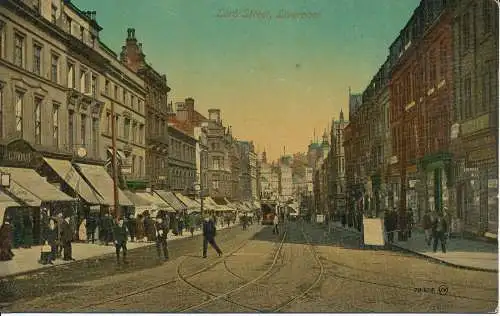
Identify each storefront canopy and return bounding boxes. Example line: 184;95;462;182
43;158;102;205
135;192;175;213
0;167;75;206
174;193;200;213
203;197;226;212
154;190;186;212
0;191;21;224
76;163;133;207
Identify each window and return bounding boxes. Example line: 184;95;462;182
51;5;57;23
439;42;447;80
34;97;42;144
106;112;111;135
138;99;143;113
123;89;127;104
90;35;95;48
124;118;130;140
91;75;97;97
92;118;98;156
80;69;90;93
132;155;136;175
68;110;74;148
52;103;59;147
429;50;436;85
15;91;23;135
465;76;472;118
81;114;87;146
115;115;120;137
0;21;4;59
131;95;135;109
463;12;470;51
67;62;75;88
66;14;72;34
14;33;24;68
483;1;494;34
80;26;84;41
114;85;118;99
138;156;143;176
104;80;110;95
132;121;137;142
139;124;144;144
0;87;3;138
51;54;59;83
33;44;42;75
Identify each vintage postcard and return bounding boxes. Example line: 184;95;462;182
0;0;497;313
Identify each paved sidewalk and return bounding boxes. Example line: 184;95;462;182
0;221;240;278
329;221;498;272
391;231;498;272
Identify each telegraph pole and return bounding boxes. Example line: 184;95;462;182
111;100;120;220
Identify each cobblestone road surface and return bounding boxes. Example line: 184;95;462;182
1;221;497;313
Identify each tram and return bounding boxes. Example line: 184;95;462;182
261;202;276;225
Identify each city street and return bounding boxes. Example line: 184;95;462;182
1;222;496;313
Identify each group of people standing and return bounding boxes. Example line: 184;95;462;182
383;208;415;243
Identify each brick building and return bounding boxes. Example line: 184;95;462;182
389;0;454;223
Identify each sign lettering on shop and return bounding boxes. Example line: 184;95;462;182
467;148;496;163
461;114;489;135
3;151;36;164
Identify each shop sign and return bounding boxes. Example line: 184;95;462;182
3;150;39;164
488;179;498;189
390;156;398;165
461;114;489;136
408;180;417;188
467;148;496;163
121;167;132;175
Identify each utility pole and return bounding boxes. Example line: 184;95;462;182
111;100;120;220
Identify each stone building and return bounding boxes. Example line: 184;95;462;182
229;137;241;201
167;124;196;193
0;0;149;238
259;151;273;200
451;0;498;237
206;109;231;199
238;140;258;201
193;123;209;198
119;28;170;190
329;110;349;218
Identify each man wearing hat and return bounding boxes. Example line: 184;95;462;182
113;217;128;264
202;215;222;258
154;215;169;261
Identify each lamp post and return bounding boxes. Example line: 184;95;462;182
111;100;120;220
194;182;204;216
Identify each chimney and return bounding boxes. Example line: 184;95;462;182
185;97;195;121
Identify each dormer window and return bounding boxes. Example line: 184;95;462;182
80;26;84;41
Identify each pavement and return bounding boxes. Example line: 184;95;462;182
0;221;239;278
330;221;498;272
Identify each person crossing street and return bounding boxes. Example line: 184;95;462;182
273;213;280;235
202;215;222;258
112;218;128;264
154;216;169;261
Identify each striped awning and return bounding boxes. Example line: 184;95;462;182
174;193;200;212
154;190;186;212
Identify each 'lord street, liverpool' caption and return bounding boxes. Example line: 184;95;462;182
215;9;321;20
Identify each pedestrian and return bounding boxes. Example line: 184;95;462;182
105;213;114;246
273;213;279;235
40;208;50;244
0;217;14;261
112;218;128;264
432;212;448;253
78;218;87;242
45;218;58;262
22;214;33;248
126;214;136;242
145;215;156;242
186;214;194;237
407;209;414;239
154;216;169;261
422;210;433;246
86;216;96;244
202;215;222;258
60;216;75;261
136;214;145;242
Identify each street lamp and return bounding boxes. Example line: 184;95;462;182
194;182;204;216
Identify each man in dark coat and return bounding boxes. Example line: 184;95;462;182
113;218;128;264
154;216;169;260
202;215;222;258
60;216;75;261
126;214;136;242
86;216;96;244
432;213;448;253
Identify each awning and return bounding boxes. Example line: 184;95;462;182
0;167;75;206
212;197;233;212
253;201;261;209
154;190;186;212
123;191;151;207
135;192;175;212
204;197;226;212
0;191;21;224
174;193;200;213
43;158;102;205
76;163;133;206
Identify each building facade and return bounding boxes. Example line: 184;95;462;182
120;28;170;190
329;110;348;218
451;0;498;237
194;123;209;198
167;125;196;193
206;109;231;199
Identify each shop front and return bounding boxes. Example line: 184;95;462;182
405;164;419;222
418;153;453;217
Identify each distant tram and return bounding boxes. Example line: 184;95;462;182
261;203;276;225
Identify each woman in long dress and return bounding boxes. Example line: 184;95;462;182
78;218;87;242
135;214;145;242
0;218;14;261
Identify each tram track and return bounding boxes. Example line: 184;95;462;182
66;228;257;311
